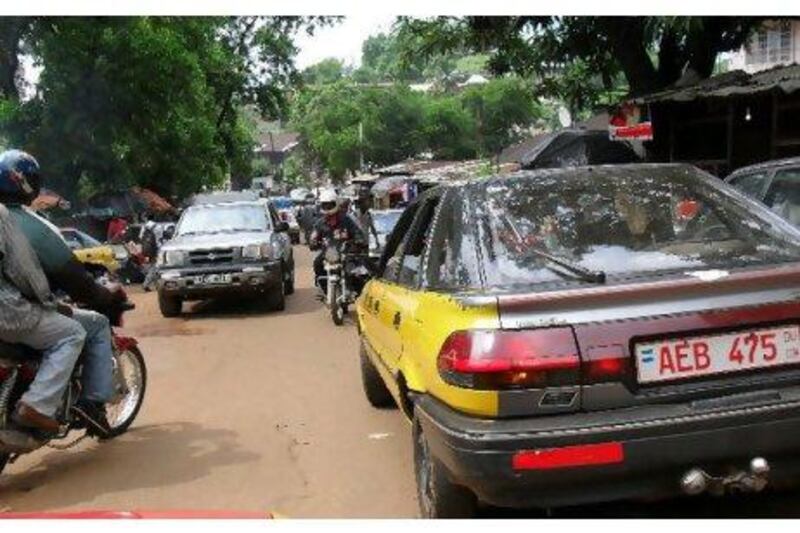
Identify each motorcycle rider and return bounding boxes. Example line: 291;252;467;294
310;189;366;292
0;200;86;439
0;150;126;436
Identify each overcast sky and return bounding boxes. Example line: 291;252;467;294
294;14;397;69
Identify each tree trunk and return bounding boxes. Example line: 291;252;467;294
656;29;686;89
599;18;660;96
0;18;30;101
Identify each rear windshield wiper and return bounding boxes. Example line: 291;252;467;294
522;246;606;284
499;213;606;284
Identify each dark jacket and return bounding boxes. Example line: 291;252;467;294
8;206;124;314
311;211;366;248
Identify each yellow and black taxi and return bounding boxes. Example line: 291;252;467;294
356;163;800;517
60;227;121;276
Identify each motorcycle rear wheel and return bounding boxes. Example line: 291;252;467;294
105;345;147;438
0;453;9;475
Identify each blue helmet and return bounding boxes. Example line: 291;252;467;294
0;149;42;205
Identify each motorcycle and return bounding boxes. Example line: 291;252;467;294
0;299;146;475
318;237;372;326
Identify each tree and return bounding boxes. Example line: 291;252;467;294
0;16;334;199
13;18;227;197
291;83;429;180
302;57;346;85
359;85;425;165
396;16;767;97
460;77;541;158
357;30;489;85
0;18;34;101
290;82;363;180
421;97;477;160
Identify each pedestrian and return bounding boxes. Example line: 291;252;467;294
107;216;128;244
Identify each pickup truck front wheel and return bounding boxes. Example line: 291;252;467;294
268;282;286;312
158;292;182;317
284;264;295;295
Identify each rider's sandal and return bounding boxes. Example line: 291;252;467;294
71;403;111;439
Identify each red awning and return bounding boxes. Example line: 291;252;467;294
30;189;71;212
131;186;174;214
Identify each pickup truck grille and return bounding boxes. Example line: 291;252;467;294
188;248;236;265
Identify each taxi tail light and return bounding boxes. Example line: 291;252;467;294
437;328;580;390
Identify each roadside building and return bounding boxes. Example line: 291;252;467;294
632;63;800;177
253;131;299;169
727;20;800;74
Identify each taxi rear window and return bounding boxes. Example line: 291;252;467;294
474;167;800;290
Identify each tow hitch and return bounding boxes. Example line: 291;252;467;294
681;457;770;496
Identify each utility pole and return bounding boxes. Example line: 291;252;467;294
358;121;364;171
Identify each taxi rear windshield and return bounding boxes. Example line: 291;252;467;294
475;167;800;289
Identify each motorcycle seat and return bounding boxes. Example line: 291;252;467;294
0;341;40;361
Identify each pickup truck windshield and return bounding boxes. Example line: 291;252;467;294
177;205;270;235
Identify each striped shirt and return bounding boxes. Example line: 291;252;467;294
0;204;55;333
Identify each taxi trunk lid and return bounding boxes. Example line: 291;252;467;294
496;264;800;411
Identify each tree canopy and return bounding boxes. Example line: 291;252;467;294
0;16;332;200
290;77;542;180
302;57;347;85
395;17;767;98
352;30;489;85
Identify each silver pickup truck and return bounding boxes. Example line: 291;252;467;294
155;200;295;317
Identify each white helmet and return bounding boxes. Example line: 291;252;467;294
319;189;339;215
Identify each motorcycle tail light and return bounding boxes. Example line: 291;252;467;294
437;328;580;390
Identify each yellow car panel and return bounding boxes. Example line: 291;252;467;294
358;280;502;418
74;245;120;273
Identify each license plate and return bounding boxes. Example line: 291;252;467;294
195;273;232;285
635;325;800;384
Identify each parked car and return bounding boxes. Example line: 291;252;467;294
156;200;295;317
726;156;800;225
60;227;121;277
356;163;800;517
368;208;403;258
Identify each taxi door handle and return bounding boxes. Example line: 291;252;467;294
393;311;402;329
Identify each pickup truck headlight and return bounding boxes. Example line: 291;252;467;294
160;250;186;267
242;243;273;260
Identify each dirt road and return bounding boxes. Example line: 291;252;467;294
0;247;416;517
3;246;800;517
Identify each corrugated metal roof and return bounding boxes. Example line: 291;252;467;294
254;131;300;153
374;159;461;176
636;63;800;104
